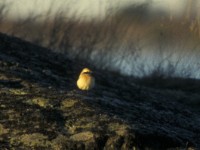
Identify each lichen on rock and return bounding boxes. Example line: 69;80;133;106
31;97;52;108
0;124;9;135
9;89;28;95
10;133;51;148
61;99;78;109
70;131;95;142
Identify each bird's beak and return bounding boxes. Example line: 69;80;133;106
88;71;93;75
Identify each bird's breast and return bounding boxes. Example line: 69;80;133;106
77;74;95;90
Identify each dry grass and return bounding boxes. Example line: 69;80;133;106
0;2;200;82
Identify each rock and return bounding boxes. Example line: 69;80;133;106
108;122;129;136
105;135;124;149
11;133;51;147
31;97;52;108
0;124;9;135
0;33;200;149
61;99;78;109
70;131;95;142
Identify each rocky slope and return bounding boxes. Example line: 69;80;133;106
0;33;200;149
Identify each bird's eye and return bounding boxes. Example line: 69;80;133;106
83;71;91;74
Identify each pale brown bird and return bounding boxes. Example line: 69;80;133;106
77;68;95;90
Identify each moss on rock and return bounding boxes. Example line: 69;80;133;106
11;133;51;148
32;97;51;108
70;131;95;142
108;123;129;136
61;99;78;109
51;135;69;149
9;89;28;95
25;97;53;108
0;124;9;135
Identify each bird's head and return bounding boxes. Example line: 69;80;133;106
81;68;92;74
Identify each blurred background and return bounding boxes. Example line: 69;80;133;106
0;0;200;78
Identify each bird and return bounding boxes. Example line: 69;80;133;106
77;68;95;90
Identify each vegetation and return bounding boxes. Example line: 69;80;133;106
0;1;200;80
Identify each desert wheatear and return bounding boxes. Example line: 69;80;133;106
77;68;95;90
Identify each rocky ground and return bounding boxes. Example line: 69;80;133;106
0;32;200;149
